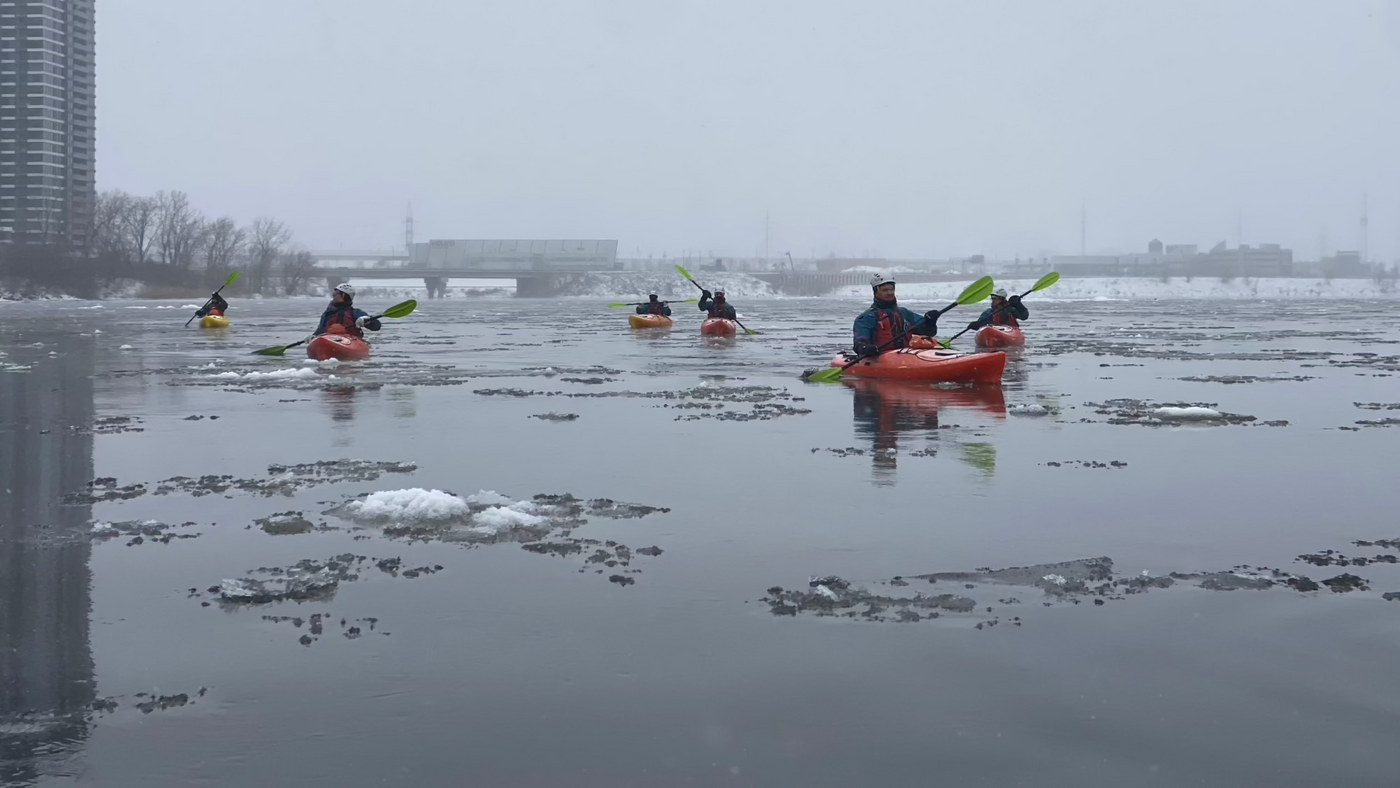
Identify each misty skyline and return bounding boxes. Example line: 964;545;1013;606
99;1;1400;261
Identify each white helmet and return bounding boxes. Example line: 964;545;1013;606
334;283;355;300
870;272;896;288
992;288;1008;298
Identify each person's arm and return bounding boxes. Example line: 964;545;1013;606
852;312;879;356
905;307;939;337
314;312;331;335
698;292;712;312
354;308;382;332
636;304;646;314
722;304;737;320
969;308;993;330
1009;297;1029;320
662;305;672;316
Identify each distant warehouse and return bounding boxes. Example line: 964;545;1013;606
410;240;620;272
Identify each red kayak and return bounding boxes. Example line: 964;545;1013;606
700;318;738;337
829;348;1005;384
308;333;370;361
975;325;1025;348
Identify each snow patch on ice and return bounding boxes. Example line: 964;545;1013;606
468;505;546;535
1008;403;1050;417
466;490;515;505
343;488;471;520
208;367;319;381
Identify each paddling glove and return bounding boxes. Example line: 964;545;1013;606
968;321;981;330
922;311;940;331
355;316;368;328
1008;295;1022;306
854;339;880;358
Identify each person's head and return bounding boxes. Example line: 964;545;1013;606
990;288;1007;306
332;283;354;306
648;294;659;302
870;273;896;301
714;291;726;302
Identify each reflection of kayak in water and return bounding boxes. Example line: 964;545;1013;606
842;378;1007;417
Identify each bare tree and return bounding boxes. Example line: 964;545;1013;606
154;190;206;269
89;190;132;260
247;217;291;294
280;249;318;295
121;196;160;264
203;217;246;276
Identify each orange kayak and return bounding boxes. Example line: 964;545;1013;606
700;318;738;336
976;325;1025;348
829;348;1005;384
629;314;673;329
308;334;370;361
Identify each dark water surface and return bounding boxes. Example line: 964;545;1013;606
2;296;1399;787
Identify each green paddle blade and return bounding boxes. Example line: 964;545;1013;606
251;344;290;356
1029;271;1059;292
674;264;695;283
223;270;240;288
956;275;995;305
607;302;631;309
803;365;845;383
377;299;417;319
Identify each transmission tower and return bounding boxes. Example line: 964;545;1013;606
404;202;414;258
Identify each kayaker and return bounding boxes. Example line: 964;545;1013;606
194;292;229;319
698;290;737;320
852;274;941;357
313;284;381;339
968;288;1028;330
636;294;672;316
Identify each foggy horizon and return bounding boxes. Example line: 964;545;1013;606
99;1;1400;261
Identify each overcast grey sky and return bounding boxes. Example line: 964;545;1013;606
98;1;1400;261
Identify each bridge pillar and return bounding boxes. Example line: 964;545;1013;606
424;277;447;299
515;275;556;297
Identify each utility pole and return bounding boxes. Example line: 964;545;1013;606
404;202;414;259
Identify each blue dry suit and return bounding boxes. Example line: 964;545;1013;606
636;301;672;316
969;299;1029;329
852;300;937;355
315;303;381;338
698;295;737;320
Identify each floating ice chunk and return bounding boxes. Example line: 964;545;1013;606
180;304;200;309
469;505;545;534
1009;403;1049;417
91;521;113;533
119;344;134;350
301;358;341;366
219;571;338;603
542;367;558;377
1043;574;1068;585
1152;406;1222;420
466;490;515;506
208;367;318;381
344;488;470;521
813;584;840;601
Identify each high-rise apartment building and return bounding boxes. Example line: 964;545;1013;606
0;0;96;246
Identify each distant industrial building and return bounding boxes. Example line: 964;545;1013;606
0;0;97;246
1051;239;1293;277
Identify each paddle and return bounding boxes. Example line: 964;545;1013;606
674;265;760;335
938;272;1060;348
185;271;240;327
251;299;419;356
801;276;995;383
607;299;698;308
